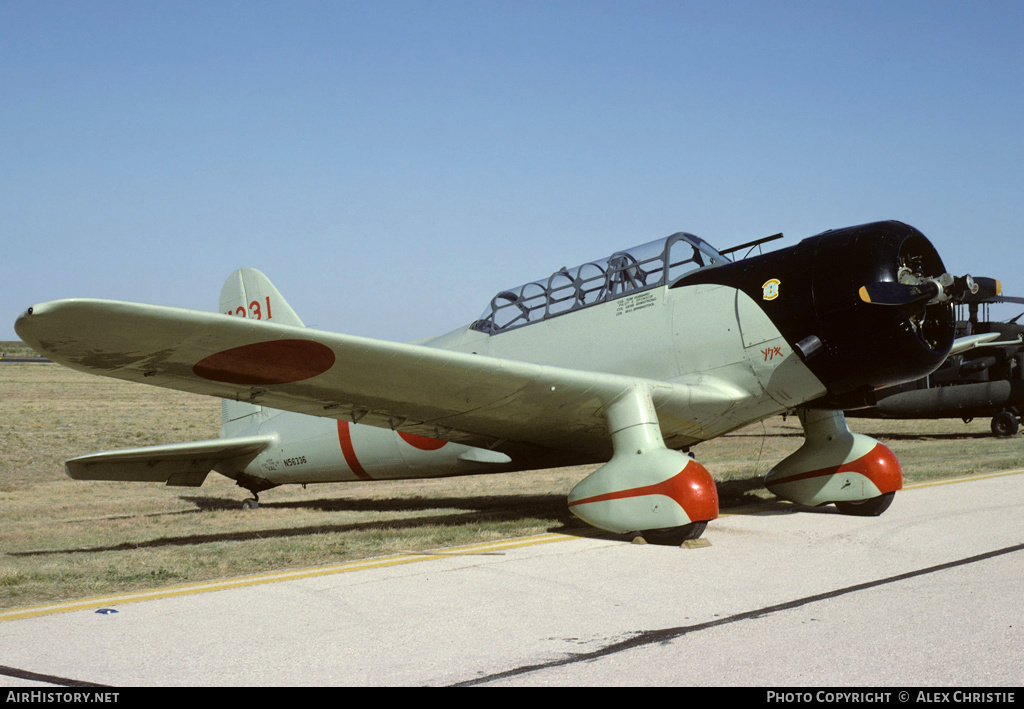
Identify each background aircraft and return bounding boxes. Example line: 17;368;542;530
848;289;1024;436
15;221;980;543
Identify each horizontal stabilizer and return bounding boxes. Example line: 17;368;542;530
457;448;513;465
65;435;275;486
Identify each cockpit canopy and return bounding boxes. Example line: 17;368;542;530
472;232;730;334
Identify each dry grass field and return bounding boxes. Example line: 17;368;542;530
2;362;1023;608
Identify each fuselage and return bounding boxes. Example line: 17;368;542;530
235;221;958;488
230;278;813;486
422;281;824;446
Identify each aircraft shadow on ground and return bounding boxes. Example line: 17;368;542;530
10;494;577;556
726;428;1001;442
867;431;999;441
9;477;802;556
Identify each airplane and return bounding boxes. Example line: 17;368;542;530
14;220;983;544
847;289;1024;436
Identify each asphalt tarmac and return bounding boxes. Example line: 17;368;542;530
1;471;1022;687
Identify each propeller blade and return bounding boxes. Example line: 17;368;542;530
858;281;939;306
860;274;989;307
969;277;1001;301
987;295;1024;306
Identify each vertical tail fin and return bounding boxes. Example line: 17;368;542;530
219;267;305;327
218;268;304;437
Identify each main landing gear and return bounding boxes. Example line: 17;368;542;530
638;521;709;545
990;411;1020;437
833;491;896;517
765;408;903;514
567;386;719;542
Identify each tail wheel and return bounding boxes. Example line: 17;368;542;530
834;492;895;517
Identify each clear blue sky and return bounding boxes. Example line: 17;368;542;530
4;1;1023;342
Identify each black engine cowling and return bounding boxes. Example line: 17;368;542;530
677;221;955;404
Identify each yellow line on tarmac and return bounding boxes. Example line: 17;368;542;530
903;467;1024;489
0;533;573;623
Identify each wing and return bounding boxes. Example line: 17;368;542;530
65;435;274;486
948;332;1002;355
15;299;748;457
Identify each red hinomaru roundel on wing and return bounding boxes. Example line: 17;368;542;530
398;431;448;451
193;339;336;385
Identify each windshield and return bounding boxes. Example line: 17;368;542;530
472;232;729;334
